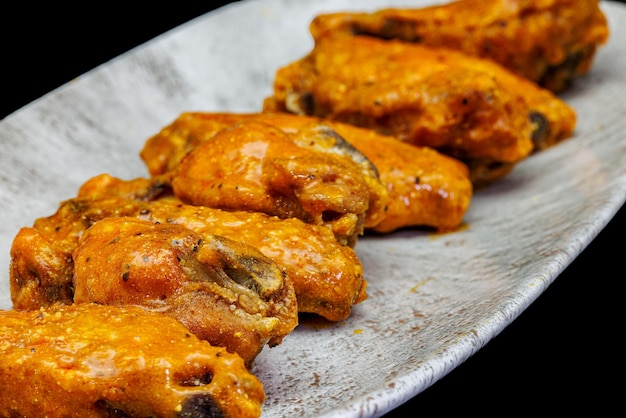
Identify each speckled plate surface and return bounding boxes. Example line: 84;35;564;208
1;1;625;417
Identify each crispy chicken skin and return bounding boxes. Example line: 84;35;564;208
72;217;298;367
169;121;388;246
10;193;366;322
309;0;609;93
140;112;472;233
0;303;265;418
263;35;577;186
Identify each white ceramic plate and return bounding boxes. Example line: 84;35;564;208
1;1;625;417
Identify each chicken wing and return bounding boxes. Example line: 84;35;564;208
140;112;472;233
10;194;366;322
168;121;388;245
309;0;609;93
72;217;298;366
0;303;265;418
263;35;577;186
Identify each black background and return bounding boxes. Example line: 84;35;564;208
2;2;623;416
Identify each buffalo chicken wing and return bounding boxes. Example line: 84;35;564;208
168;121;388;246
264;35;577;186
0;303;265;418
10;193;366;322
72;217;298;366
140;112;472;233
309;0;609;92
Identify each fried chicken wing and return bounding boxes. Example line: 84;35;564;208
72;217;298;366
0;303;265;418
10;194;366;322
168;121;387;245
263;35;577;186
309;0;609;93
140;112;472;233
